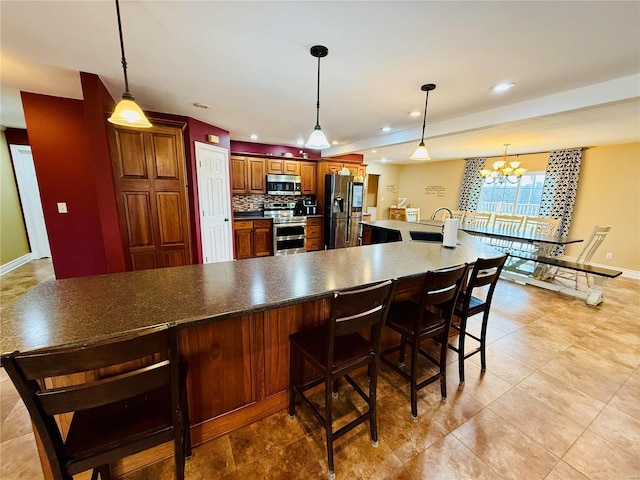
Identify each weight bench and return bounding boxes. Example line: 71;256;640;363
503;251;622;306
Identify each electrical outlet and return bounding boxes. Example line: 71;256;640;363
606;252;613;259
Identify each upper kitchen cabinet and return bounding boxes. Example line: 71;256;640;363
300;161;317;195
266;159;300;175
108;121;193;271
232;155;265;194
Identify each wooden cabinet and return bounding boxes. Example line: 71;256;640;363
300;161;317;195
234;219;272;258
232;156;265;194
266;159;300;175
305;217;323;251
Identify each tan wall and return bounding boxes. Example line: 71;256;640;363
365;162;401;219
392;142;640;273
0;132;30;265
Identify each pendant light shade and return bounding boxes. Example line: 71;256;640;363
410;84;436;160
305;45;330;149
108;0;152;128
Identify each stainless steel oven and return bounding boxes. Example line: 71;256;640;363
264;202;306;255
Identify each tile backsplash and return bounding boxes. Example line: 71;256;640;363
232;194;314;212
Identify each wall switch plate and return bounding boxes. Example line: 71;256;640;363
57;202;68;214
605;252;613;259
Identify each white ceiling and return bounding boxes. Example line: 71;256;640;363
1;1;639;164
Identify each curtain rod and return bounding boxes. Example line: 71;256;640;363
481;146;588;160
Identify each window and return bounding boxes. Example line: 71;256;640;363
477;172;546;216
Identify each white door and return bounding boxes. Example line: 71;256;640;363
9;144;51;259
195;141;233;263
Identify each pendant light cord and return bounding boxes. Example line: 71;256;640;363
315;55;321;127
420;89;430;143
115;0;130;95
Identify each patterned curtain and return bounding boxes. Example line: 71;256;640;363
457;158;486;212
539;148;583;255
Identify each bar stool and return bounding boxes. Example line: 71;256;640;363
448;255;508;384
1;324;191;480
380;265;467;420
288;279;396;480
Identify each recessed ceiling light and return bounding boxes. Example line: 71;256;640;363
250;134;258;140
491;82;516;93
332;140;339;145
381;126;393;133
192;102;211;109
371;150;377;153
409;111;421;117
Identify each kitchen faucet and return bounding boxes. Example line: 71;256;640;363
430;207;453;220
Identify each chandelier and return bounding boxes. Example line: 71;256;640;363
480;144;527;184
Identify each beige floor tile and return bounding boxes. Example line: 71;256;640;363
563;429;640;480
491;329;562;368
572;329;640;369
445;370;513;407
467;345;538;386
452;408;559;480
1;398;33;443
519;370;606;427
0;433;45;480
588;403;640;459
384;434;501;480
416;384;486;433
539;343;635;403
488;387;585;457
608;369;640;420
543;460;589;480
228;410;309;469
377;392;448;464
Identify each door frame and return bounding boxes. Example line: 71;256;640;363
9;144;51;259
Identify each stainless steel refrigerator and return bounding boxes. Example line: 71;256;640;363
324;174;364;249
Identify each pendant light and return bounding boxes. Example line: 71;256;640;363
305;45;330;149
410;83;436;160
108;0;152;128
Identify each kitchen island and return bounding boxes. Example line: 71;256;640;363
2;235;500;477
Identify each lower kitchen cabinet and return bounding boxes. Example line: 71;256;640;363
305;217;323;251
234;219;272;259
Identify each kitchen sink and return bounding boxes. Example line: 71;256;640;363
409;231;461;244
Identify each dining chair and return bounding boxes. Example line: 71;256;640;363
522;216;561;236
462;212;491;228
288;279;396;480
405;207;420;222
380;265;467;420
448;255;508;384
548;225;611;288
1;324;191;480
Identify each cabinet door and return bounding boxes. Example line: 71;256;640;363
248;158;265;193
266;159;283;174
325;162;343;174
283;160;300;175
231;157;248;193
300;162;317;195
234;228;253;259
361;225;373;245
254;227;272;257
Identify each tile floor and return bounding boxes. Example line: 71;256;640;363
1;259;639;480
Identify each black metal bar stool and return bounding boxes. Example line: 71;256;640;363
288;279;396;480
380;265;467;420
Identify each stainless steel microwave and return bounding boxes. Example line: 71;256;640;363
266;174;302;195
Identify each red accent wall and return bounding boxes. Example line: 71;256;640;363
21;92;108;279
230;140;321;160
80;72;126;273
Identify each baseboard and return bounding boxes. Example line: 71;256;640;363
0;253;33;276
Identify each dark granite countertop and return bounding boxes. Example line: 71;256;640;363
1;236;500;354
361;219;456;242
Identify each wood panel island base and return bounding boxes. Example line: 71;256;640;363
1;235;501;478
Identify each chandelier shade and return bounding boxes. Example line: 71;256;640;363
107;0;152;128
410;83;436;160
305;45;330;149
